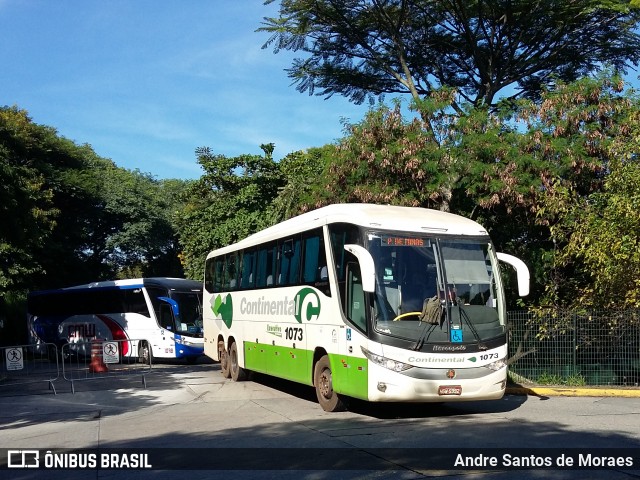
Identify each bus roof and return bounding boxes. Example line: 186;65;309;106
29;277;202;297
207;203;489;258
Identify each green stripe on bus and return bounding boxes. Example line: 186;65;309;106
243;341;369;400
329;353;369;400
243;341;313;385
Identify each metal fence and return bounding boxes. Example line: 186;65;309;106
1;339;152;395
508;310;640;387
61;339;151;393
0;343;59;393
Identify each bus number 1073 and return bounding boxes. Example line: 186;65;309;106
285;327;303;341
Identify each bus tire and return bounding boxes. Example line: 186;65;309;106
229;342;247;382
219;341;231;378
313;355;345;412
138;341;153;365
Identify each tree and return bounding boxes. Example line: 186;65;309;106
294;73;638;307
540;82;640;309
98;167;186;279
1;106;185;292
266;146;330;221
0;107;57;293
176;144;285;280
261;0;640;111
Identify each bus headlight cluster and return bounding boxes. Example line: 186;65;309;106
361;347;413;372
484;357;507;371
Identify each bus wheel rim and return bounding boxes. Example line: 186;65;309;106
320;369;332;399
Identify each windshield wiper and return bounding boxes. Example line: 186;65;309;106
457;303;486;349
412;322;437;351
411;297;444;351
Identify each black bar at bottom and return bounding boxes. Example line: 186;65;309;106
1;448;638;471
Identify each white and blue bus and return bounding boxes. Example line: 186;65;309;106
203;204;529;411
28;277;204;363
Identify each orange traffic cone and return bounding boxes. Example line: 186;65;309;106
89;338;109;373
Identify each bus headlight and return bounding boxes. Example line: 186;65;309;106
484;357;507;371
361;347;413;372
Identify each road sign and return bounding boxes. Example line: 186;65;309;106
5;347;24;371
103;342;119;363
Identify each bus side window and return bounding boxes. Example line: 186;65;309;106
213;257;225;293
158;303;175;331
126;289;150;316
329;223;362;283
146;287;165;322
277;237;301;286
225;253;239;291
256;243;277;288
346;262;367;332
204;257;216;293
241;249;256;289
303;230;328;282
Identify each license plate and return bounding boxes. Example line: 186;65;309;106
438;385;462;396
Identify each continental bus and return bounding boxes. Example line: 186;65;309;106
203;204;529;411
28;277;204;363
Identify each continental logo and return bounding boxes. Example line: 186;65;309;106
408;356;477;364
211;293;233;328
211;287;321;328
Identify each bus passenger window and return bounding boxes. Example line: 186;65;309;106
303;230;327;284
241;249;256;289
256;243;276;288
277;237;301;286
204;257;216;293
226;253;239;291
213;257;225;293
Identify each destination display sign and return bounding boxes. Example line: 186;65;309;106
380;235;429;247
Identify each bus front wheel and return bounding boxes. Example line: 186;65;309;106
219;341;231;378
138;341;153;365
229;342;247;382
314;355;345;412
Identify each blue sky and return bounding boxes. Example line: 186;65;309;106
0;0;368;179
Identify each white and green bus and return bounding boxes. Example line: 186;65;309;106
203;204;529;411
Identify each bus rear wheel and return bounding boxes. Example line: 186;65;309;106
314;355;345;412
219;341;231;378
229;342;247;382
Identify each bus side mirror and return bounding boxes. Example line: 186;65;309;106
496;253;530;297
344;244;376;293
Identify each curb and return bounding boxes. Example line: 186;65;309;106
506;385;640;398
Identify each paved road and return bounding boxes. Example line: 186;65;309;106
1;361;639;479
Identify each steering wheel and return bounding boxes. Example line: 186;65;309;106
392;311;422;322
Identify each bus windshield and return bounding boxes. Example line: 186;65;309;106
170;291;203;337
367;233;506;344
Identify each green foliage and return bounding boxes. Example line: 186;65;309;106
0;106;186;295
265;146;328;220
294;74;640;309
526;75;640;309
1;107;61;292
261;0;640;108
535;372;587;387
98;167;186;278
543;96;640;308
3;68;640;314
176;144;286;280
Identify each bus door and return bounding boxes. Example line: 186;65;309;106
154;297;179;356
336;259;370;399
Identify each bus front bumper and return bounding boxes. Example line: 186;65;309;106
366;363;508;402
